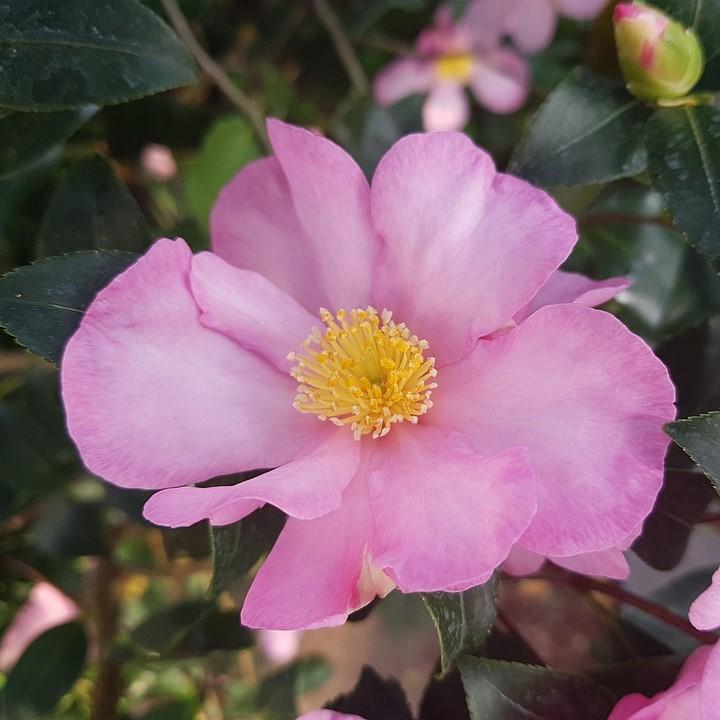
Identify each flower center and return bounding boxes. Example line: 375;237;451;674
289;307;437;440
435;52;474;82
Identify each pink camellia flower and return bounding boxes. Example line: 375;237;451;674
0;582;79;672
61;120;675;630
608;644;720;719
465;0;609;55
374;4;530;130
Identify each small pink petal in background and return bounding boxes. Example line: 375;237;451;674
374;57;435;107
258;629;301;666
140;143;178;182
690;566;720;631
469;48;530;114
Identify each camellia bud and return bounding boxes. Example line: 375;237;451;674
613;2;704;102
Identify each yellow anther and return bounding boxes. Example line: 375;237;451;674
290;306;437;439
435;52;475;82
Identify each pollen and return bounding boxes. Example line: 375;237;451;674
435;52;475;82
289;307;438;440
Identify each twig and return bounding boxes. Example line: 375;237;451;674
312;0;369;96
512;572;717;644
160;0;270;151
579;213;676;230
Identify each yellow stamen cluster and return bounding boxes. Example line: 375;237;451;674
435;52;475;82
289;307;438;440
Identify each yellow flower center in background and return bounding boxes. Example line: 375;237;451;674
289;307;437;440
435;52;475;82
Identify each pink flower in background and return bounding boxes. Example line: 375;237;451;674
141;143;178;182
608;644;720;720
0;582;79;672
258;629;301;665
374;4;530;130
61;120;674;630
691;567;720;633
465;0;608;55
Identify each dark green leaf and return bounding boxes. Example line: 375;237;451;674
652;0;720;89
0;0;198;110
645;106;720;273
667;411;720;492
419;666;470;720
130;600;253;658
510;67;650;187
590;655;686;699
422;573;498;673
459;657;616;720
210;505;285;597
0;107;95;181
38;154;150;256
0;622;88;718
329;666;413;720
257;657;331;720
185;115;261;232
348;0;427;36
632;469;716;569
0;250;137;363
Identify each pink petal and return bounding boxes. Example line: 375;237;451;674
514;270;630;323
368;425;536;592
242;473;392;630
143;429;360;526
506;0;557;53
470;49;530;115
62;238;317;490
607;694;654;719
504;544;546;576
430;304;675;556
265;119;379;310
0;583;79;672
690;566;720;632
555;0;609;21
211;157;328;313
258;629;301;666
374;57;434;106
371;133;577;365
551;546;630;579
701;641;720;720
190;251;317;372
422;82;471;131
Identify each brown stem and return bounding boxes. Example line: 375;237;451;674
513;572;717;644
579;213;676;230
159;0;270;151
90;557;123;720
700;512;720;524
313;0;369;96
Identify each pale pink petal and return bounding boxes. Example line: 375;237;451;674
514;270;630;323
0;583;79;672
554;0;609;21
190;252;316;372
143;429;360;526
242;474;390;630
374;57;435;106
266;120;379;310
297;712;365;720
371;133;576;364
61;239;317;490
470;49;530;115
503;545;546;576
422;82;470;131
211;157;328;313
431;304;675;556
368;425;536;592
701;642;720;720
690;567;720;632
506;0;557;53
460;0;513;51
551;546;630;579
258;629;301;666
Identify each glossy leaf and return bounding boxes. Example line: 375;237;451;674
0;107;95;181
0;0;198;110
185;115;261;232
422;573;498;673
510;67;650;187
460;657;616;720
645;106;720;273
667;411;720;493
0;622;88;717
209;504;285;597
37;154;151;256
0;250;136;363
